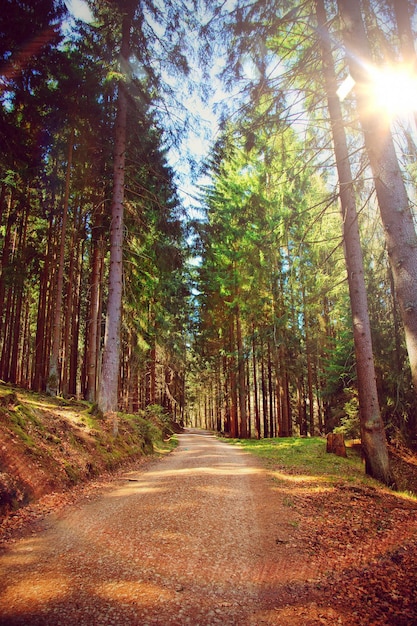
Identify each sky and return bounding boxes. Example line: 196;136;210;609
64;0;94;24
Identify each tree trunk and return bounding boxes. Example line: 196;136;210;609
252;325;261;439
236;302;247;438
148;336;156;406
32;212;53;391
69;237;83;397
222;354;230;434
47;129;73;395
85;208;104;402
392;0;417;71
21;294;31;387
260;337;268;438
279;343;291;437
0;286;14;381
317;0;394;486
229;316;238;438
303;291;315;435
9;201;28;384
0;194;13;344
61;213;78;397
267;341;275;438
98;7;132;415
338;0;417;412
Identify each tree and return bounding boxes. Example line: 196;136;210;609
315;0;394;486
98;0;135;417
47;128;74;395
338;0;417;414
0;0;191;413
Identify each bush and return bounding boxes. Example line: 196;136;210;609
144;404;174;438
334;389;360;439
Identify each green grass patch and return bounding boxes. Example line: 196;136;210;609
224;436;371;486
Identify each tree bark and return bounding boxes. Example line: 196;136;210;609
9;203;28;384
228;315;238;438
32;212;53;391
85;207;104;402
260;336;268;438
252;325;261;439
0;194;13;344
338;0;417;413
317;0;394;486
392;0;417;67
236;301;247;438
98;6;132;415
47;129;73;395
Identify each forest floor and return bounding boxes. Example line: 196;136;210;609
0;419;417;624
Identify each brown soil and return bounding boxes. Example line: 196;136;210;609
0;386;157;519
1;429;416;625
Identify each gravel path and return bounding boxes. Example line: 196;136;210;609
0;430;313;625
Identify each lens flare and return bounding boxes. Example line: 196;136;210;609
370;65;417;118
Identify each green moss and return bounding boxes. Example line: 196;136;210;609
0;383;179;513
80;411;100;429
62;461;80;484
11;423;35;447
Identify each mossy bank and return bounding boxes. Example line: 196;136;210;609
0;383;180;518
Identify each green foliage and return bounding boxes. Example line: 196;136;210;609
190;100;350;434
144;404;176;438
334;390;361;440
123;413;159;453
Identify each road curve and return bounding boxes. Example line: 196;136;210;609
0;429;308;625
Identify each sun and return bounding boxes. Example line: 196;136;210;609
370;65;417;119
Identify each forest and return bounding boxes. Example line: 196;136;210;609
1;0;417;487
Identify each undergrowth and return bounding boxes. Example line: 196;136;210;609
224;437;381;488
0;383;179;516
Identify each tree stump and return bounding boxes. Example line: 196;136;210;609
326;432;347;458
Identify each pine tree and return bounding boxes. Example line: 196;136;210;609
315;0;394;486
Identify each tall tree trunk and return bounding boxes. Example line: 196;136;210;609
317;0;394;485
267;341;274;438
260;336;268;438
338;0;417;419
278;343;291;437
32;213;53;391
303;291;315;435
0;286;15;381
0;194;13;344
2;198;28;383
252;324;261;439
85;208;104;401
229;316;238;438
392;0;417;71
69;237;83;397
61;213;78;397
236;301;247;438
222;354;230;433
148;336;157;406
98;6;132;416
21;294;31;387
47;129;73;395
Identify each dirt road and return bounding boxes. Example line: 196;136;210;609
0;429;317;625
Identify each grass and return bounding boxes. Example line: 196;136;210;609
223;436;377;487
224;437;417;501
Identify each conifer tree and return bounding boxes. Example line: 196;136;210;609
338;0;417;418
315;0;394;486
